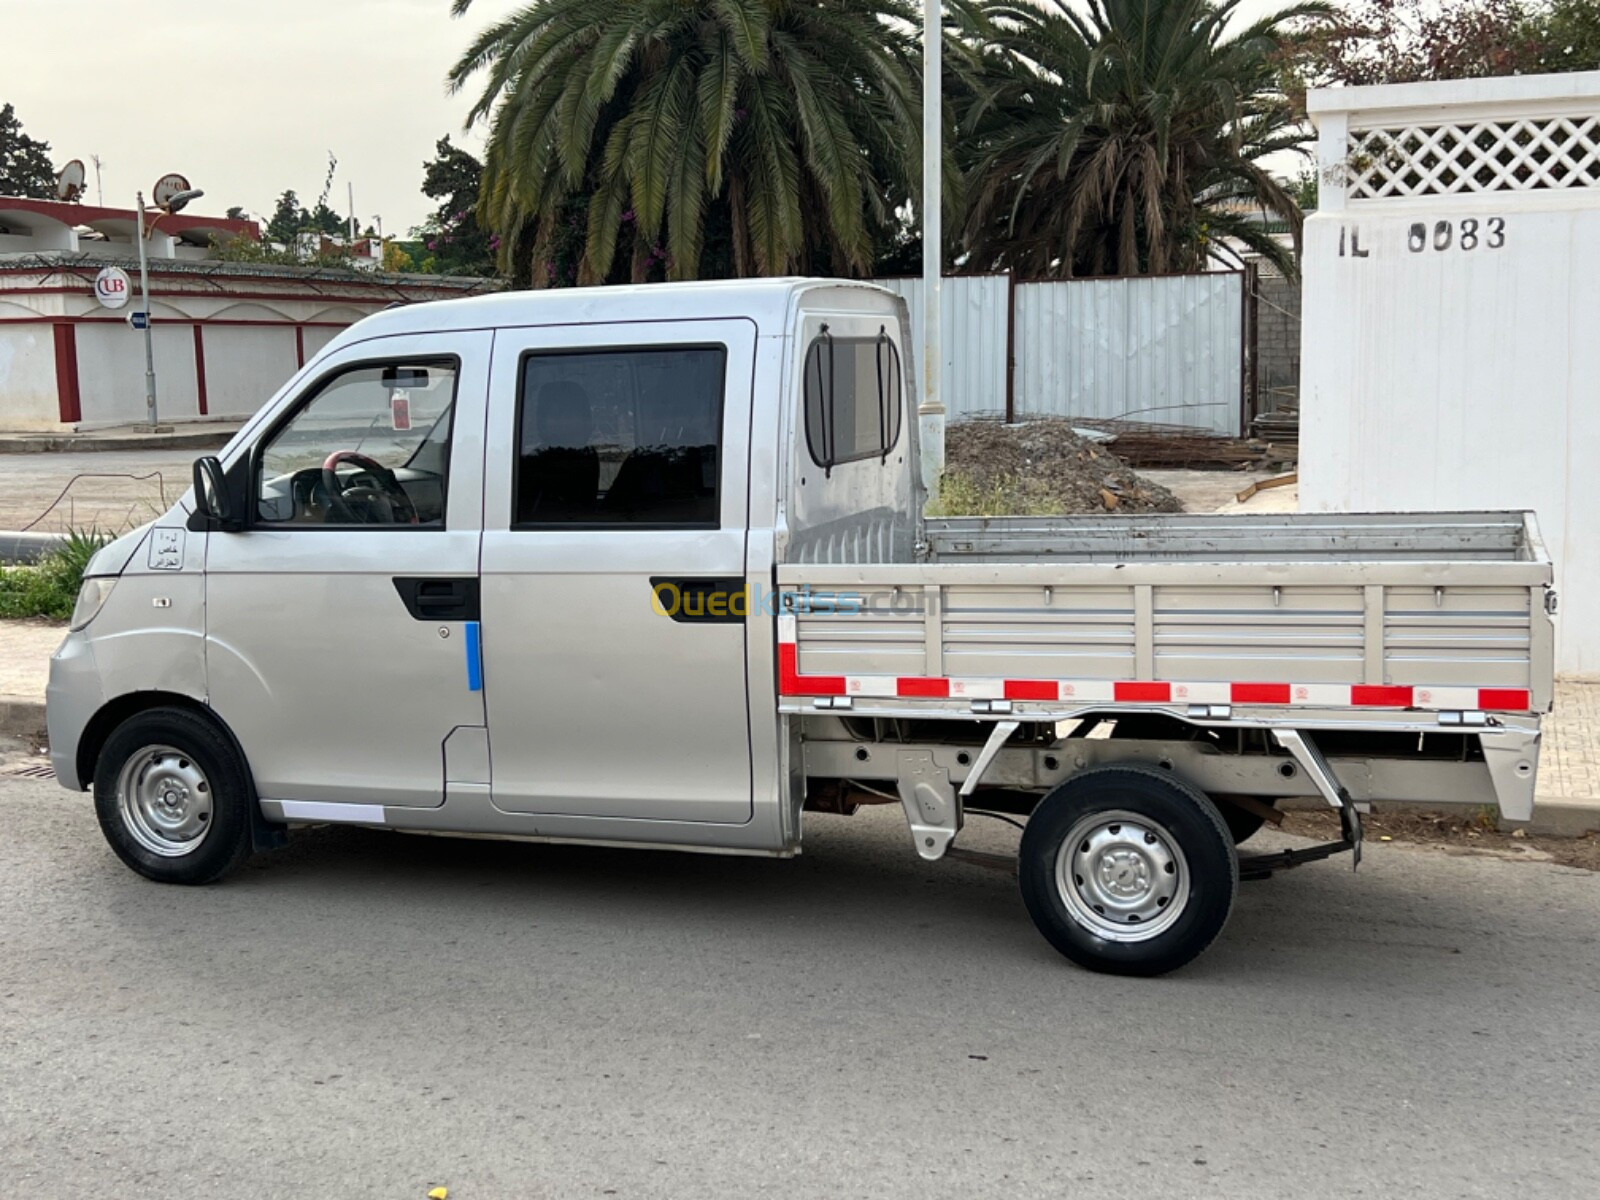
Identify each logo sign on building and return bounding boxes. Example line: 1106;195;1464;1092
94;266;132;310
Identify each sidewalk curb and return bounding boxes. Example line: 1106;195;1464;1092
0;430;235;455
0;696;47;742
0;532;66;565
1505;798;1600;838
1280;795;1600;838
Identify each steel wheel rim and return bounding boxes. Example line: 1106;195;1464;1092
1055;809;1189;943
116;744;213;858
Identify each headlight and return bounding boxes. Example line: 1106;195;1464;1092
70;577;117;632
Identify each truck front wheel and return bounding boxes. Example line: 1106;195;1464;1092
1018;766;1238;976
93;707;255;885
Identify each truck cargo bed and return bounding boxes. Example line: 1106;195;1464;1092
777;512;1555;715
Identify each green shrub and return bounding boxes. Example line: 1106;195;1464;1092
0;529;112;622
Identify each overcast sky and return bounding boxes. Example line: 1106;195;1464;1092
8;0;1292;236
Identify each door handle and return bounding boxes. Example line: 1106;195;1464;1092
394;577;480;621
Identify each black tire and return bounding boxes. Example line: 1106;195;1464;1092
93;706;255;885
1018;765;1238;976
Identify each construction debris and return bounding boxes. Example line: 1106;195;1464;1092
1235;471;1298;503
1251;406;1301;445
1070;418;1298;471
938;419;1182;516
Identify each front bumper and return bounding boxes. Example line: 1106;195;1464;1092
46;631;103;791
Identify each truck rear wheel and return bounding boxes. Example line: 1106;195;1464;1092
1018;766;1238;976
93;707;255;885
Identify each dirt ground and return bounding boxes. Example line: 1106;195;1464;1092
1282;809;1600;872
1142;468;1300;514
939;419;1182;515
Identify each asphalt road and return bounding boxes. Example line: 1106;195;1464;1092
0;449;199;535
3;772;1598;1199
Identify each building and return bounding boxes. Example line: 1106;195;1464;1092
0;196;495;429
1299;71;1600;676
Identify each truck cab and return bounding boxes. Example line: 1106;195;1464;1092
50;280;912;851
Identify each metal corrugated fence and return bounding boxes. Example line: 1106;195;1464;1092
870;275;1010;421
874;272;1244;435
1014;273;1243;435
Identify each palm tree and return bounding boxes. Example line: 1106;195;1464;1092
961;0;1328;278
448;0;934;283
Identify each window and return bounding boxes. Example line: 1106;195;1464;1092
515;346;725;527
256;359;457;526
803;328;903;471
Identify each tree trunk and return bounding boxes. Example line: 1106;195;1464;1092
729;174;753;278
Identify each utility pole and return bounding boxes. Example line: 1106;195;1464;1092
91;154;105;206
919;0;944;503
135;192;158;429
134;186;203;430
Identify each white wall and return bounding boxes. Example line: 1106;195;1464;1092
75;320;200;424
0;325;61;425
204;326;300;417
300;325;342;362
1301;72;1600;676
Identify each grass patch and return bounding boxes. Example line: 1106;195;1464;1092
0;529;112;622
926;472;1061;517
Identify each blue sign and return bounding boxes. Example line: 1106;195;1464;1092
128;311;149;331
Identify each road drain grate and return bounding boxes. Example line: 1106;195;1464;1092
3;763;55;780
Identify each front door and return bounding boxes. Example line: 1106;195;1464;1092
205;331;490;810
480;319;755;823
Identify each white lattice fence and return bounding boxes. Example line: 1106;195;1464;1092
1347;115;1600;200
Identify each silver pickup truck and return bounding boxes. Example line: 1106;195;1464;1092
48;278;1556;975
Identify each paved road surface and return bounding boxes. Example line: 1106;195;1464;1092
2;773;1596;1199
0;449;199;535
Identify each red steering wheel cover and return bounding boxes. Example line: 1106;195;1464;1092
320;450;419;524
322;449;385;473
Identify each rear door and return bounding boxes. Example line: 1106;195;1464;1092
205;331;490;812
480;319;756;823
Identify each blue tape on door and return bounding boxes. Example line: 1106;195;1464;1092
465;621;483;691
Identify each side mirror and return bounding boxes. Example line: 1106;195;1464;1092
190;456;241;531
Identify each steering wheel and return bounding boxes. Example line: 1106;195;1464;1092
320;451;419;525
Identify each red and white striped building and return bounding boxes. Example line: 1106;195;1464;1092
0;197;492;430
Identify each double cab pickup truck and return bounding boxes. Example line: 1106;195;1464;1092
49;279;1556;974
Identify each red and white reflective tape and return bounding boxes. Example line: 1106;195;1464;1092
775;626;1532;713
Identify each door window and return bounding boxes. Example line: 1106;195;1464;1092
256;359;458;526
514;346;725;527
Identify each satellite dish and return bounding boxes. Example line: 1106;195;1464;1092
56;160;86;202
152;173;193;209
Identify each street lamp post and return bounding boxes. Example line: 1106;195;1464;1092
920;0;944;503
134;186;204;430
